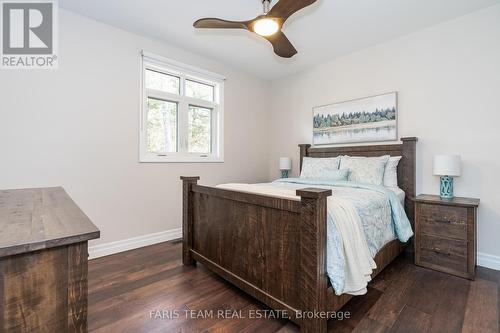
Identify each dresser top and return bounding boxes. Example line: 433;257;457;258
0;187;100;258
414;194;480;208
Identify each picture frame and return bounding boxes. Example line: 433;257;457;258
313;92;398;145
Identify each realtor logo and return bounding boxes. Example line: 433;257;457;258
1;0;58;68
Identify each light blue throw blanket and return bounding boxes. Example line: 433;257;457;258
272;178;413;295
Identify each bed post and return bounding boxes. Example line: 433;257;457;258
298;144;311;172
400;137;417;225
180;176;200;266
296;188;332;333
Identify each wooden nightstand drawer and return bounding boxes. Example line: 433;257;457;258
419;204;467;240
418;234;468;275
414;194;479;280
420;234;467;257
419;248;467;274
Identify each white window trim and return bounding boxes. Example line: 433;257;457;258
140;51;225;163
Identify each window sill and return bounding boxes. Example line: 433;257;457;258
139;155;224;163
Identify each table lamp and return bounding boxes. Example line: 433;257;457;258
279;157;292;178
433;154;461;199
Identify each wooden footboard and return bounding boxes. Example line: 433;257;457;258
180;138;416;333
181;176;333;332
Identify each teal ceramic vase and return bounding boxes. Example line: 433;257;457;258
440;175;454;199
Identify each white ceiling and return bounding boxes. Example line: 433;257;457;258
60;0;500;80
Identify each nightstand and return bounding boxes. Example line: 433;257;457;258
414;194;479;280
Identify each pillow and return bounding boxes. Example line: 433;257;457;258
300;157;341;180
383;156;402;187
340;155;390;185
320;168;349;181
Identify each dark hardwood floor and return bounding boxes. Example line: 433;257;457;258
88;240;499;333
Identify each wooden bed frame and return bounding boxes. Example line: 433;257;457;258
181;137;417;333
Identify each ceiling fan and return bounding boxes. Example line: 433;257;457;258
193;0;317;58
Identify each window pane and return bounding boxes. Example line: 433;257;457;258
147;98;177;154
188;106;212;154
186;80;214;102
145;69;180;94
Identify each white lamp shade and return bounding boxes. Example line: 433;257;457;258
279;157;292;170
433;155;461;176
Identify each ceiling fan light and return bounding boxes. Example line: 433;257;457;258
253;18;279;36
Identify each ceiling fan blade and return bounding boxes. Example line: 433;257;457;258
268;0;317;22
263;31;297;58
194;18;249;30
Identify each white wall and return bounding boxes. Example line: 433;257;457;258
268;5;500;258
1;5;499;263
0;10;270;247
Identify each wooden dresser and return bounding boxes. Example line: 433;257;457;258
414;194;479;280
0;187;100;333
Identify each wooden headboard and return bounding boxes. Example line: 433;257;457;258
298;137;417;224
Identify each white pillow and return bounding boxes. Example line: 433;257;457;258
340;155;390;185
383;156;402;187
300;157;340;179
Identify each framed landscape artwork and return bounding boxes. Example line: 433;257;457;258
313;92;398;145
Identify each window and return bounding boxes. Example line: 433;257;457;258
140;51;224;162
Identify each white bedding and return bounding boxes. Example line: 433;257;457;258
217;182;406;205
386;186;406;205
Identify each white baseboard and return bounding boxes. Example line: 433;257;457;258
477;252;500;271
88;228;182;259
88;230;500;271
